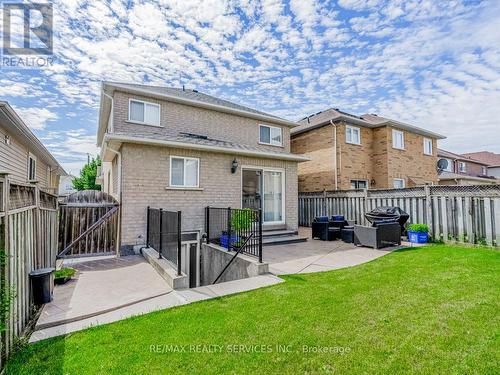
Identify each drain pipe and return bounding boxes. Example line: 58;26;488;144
107;145;122;254
102;89;114;133
331;120;338;190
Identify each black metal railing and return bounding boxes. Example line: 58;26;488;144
205;206;262;262
147;206;182;275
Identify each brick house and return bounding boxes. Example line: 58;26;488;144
437;149;498;185
461;151;500;179
291;108;445;192
0;101;65;193
96;82;307;253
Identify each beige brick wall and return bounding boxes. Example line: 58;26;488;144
291;123;439;192
112;91;291;153
120;143;298;247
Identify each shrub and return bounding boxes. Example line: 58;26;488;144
231;209;257;232
54;268;76;279
407;223;430;233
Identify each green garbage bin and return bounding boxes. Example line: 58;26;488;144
29;267;55;305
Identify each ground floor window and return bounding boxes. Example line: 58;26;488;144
350;180;367;189
170;156;199;187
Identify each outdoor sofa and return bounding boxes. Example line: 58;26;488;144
353;222;401;249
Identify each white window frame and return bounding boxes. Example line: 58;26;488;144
458;162;466;173
259;124;283;147
481;166;487;175
128;99;161;127
392;129;405;150
393;178;405;189
169;156;200;188
27;153;37;181
444;158;453;172
346;125;361;145
423;138;433;155
350;179;368;189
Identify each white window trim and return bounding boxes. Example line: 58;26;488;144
458;162;466;173
393;178;405;189
259;124;283;147
392;129;405;150
346;125;361;145
169;156;200;188
27;153;37;181
128;98;161;127
423;138;433;155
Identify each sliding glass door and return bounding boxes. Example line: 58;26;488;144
242;168;284;224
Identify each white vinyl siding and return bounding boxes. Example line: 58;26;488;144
259;125;282;146
423;138;433;155
392;129;405;150
169;156;199;188
129;99;160;126
346;125;361;145
393;178;405;189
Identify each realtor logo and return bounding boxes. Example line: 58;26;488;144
1;3;54;67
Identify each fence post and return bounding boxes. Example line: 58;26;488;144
146;206;150;248
177;210;182;276
424;185;433;238
205;206;210;244
158;208;163;259
258;208;263;263
227;207;231;250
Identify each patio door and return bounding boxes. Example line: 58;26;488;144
242;168;284;225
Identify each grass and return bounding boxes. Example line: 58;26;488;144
54;267;76;280
6;244;499;374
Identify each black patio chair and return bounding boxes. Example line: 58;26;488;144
312;216;330;240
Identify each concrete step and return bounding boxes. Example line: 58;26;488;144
263;234;308;246
262;229;298;238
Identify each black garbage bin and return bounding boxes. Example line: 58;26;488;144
29;267;55;305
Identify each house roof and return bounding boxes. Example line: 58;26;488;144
102;132;309;162
0;101;66;175
461;151;500;166
437;149;488;165
291;108;446;139
438;171;498;183
97;82;298;145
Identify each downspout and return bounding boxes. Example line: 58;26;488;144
107;145;122;255
102;90;114;133
331;120;338;190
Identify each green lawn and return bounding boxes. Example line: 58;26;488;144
6;245;499;374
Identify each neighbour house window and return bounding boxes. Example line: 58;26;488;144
346;126;361;145
28;154;36;181
458;162;466;173
444;158;453;172
350;180;367;189
423;138;433;155
393;179;405;189
129;99;160;126
482;166;487;175
259;125;282;146
392;129;405;150
170;156;199;187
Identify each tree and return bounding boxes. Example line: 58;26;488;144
73;155;102;191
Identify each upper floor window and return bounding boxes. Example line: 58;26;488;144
393;178;405;189
170;156;199;188
482;166;487;175
259;125;282;146
458;162;466;173
28;154;36;181
346;125;361;145
129;99;160;126
444;158;453;172
423;138;433;155
392;129;405;150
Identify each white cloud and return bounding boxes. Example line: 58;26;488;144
13;107;58;130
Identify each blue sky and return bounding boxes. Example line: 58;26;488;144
1;0;500;175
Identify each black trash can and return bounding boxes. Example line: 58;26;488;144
29;267;55;305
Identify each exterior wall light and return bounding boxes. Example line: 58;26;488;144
231;159;238;174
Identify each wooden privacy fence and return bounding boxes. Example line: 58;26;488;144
0;175;58;368
299;185;500;247
58;190;119;258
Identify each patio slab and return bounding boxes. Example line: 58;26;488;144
36;255;172;330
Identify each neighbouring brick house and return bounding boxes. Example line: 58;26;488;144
437;149;498;185
0;101;65;193
461;151;500;179
291;108;445;192
96;82;307;253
